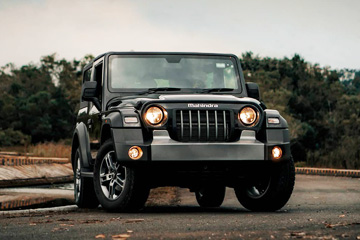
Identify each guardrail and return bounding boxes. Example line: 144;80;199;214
0;155;69;166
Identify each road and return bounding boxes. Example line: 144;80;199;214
1;175;360;239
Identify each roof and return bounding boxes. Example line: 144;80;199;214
84;51;238;70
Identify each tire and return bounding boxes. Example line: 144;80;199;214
93;140;150;212
73;148;99;208
195;186;226;208
235;157;295;211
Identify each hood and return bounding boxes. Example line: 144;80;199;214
108;94;260;110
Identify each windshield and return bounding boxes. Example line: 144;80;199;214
109;55;240;92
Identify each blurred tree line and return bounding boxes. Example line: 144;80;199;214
0;54;93;146
240;52;360;169
0;53;359;168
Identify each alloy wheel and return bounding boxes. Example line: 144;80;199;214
99;150;126;200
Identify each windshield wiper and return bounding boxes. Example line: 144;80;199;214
137;87;182;95
197;88;234;93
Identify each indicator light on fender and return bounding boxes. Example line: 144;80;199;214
124;117;138;123
268;118;280;124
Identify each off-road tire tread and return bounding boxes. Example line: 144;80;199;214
74;149;99;208
235;157;295;211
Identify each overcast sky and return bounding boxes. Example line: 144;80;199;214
0;0;359;69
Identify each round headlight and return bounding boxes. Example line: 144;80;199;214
239;107;258;126
144;106;166;126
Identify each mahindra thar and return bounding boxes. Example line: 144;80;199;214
71;52;295;212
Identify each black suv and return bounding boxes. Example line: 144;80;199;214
71;52;295;212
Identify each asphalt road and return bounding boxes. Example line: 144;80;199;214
1;175;360;239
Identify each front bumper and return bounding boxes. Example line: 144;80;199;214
112;129;291;162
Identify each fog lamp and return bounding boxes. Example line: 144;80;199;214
128;146;143;160
272;146;282;160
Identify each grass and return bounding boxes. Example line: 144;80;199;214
0;142;71;159
28;142;71;158
295;161;308;168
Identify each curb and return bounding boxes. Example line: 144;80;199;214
296;167;360;178
0;205;79;217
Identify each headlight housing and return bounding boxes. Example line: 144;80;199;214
238;106;259;126
144;106;168;126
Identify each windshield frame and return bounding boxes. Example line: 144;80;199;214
106;53;243;94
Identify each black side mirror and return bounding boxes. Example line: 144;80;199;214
81;81;101;110
245;82;260;101
82;81;97;101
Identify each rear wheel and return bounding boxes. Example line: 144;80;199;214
235;157;295;211
195;186;226;208
93;140;150;212
73;148;99;208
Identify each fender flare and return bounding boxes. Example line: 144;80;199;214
72;122;92;170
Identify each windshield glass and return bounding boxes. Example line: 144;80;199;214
109;55;240;92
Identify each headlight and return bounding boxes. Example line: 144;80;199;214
238;107;259;126
144;106;167;126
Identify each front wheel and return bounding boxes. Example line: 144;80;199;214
93;140;150;212
235;157;295;211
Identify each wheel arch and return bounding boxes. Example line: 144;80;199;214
71;122;92;171
101;124;112;145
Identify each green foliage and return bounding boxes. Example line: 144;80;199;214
240;52;359;168
0;128;31;146
0;53;93;145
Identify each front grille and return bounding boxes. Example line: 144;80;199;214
175;110;231;142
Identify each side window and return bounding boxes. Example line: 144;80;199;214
88;62;103;115
79;68;92;110
83;68;92;83
94;63;103;102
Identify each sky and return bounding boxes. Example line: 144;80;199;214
0;0;359;69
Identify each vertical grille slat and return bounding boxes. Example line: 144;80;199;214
198;110;201;140
189;110;192;139
223;111;227;140
206;111;210;141
180;110;184;139
175;109;231;142
215;110;218;140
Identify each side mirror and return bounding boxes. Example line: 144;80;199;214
81;81;97;101
81;81;101;110
245;82;260;101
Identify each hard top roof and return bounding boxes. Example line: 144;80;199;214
84;52;238;70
